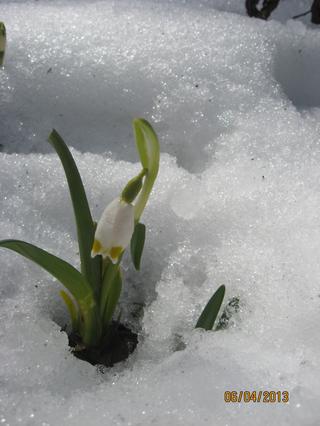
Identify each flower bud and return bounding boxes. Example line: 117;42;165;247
121;168;147;204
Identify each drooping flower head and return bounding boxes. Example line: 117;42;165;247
91;197;134;263
91;118;159;265
91;169;147;263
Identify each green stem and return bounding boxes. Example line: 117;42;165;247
100;258;119;315
99;255;123;327
78;294;101;346
60;290;79;332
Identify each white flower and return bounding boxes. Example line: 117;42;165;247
91;198;134;263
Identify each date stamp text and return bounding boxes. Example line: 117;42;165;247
224;391;289;403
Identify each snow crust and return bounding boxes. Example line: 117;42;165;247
1;0;320;424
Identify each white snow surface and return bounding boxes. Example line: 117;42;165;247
1;0;320;424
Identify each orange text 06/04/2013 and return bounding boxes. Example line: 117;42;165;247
224;391;289;403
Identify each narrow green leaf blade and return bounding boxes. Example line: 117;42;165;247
132;119;160;221
133;119;160;176
0;239;92;301
48;129;101;294
99;259;118;316
130;222;146;270
133;121;149;169
60;290;79;331
195;285;226;331
102;269;122;327
0;239;101;346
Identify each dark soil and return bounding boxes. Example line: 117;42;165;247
67;322;138;367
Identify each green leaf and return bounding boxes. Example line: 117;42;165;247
130;223;146;270
102;269;122;328
60;290;79;331
48;129;101;295
195;285;226;331
215;296;240;330
133;119;159;174
0;239;91;300
0;239;100;346
99;260;119;317
132;119;160;221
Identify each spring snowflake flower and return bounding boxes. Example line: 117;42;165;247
91;198;134;263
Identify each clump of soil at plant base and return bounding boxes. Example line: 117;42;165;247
68;322;138;367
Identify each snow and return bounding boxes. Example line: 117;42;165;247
1;0;320;424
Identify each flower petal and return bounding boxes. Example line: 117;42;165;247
91;198;134;260
111;200;134;248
